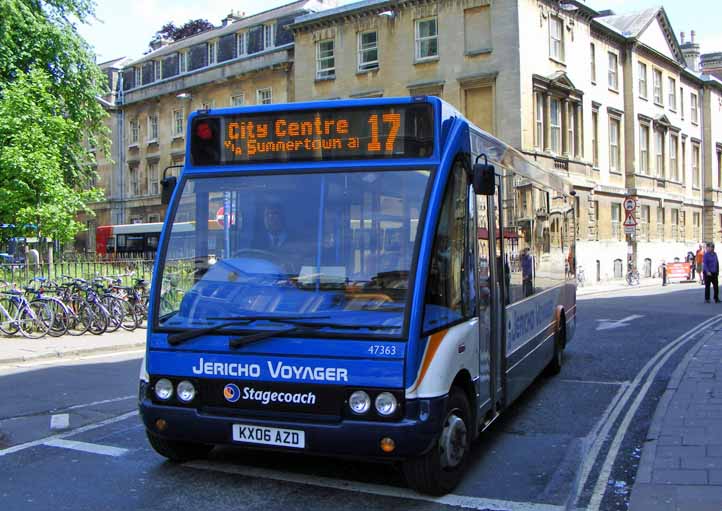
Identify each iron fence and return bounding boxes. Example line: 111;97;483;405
0;257;155;287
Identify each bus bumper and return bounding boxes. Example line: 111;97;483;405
138;396;447;460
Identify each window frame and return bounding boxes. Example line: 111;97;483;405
670;134;678;181
415;17;439;62
256;87;272;105
609;116;621;171
691;93;699;124
550;98;561;154
154;60;162;81
608;52;619;91
692;143;701;188
534;92;544;150
172;109;184;138
357;30;379;72
655;129;664;178
638;62;647;99
668;77;677;111
653;68;663;105
208;40;218;65
129;119;139;145
549;15;564;61
237;31;247;57
590;43;596;83
315;38;335;80
147;114;159;143
639;123;649;175
263;23;276;50
230;93;245;107
147;161;159;196
592;109;599;167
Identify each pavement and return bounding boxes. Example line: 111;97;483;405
0;327;146;365
629;317;722;510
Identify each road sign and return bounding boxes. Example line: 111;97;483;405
623;215;637;227
624;197;636;211
216;206;236;227
624;225;636;235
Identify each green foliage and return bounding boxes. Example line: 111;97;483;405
0;0;108;243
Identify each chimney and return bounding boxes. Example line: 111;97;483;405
680;29;700;71
149;37;172;51
222;10;244;27
680;31;685;44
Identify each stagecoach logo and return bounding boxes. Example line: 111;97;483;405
223;383;241;403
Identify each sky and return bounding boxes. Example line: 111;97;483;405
78;0;721;64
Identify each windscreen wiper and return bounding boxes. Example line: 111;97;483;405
166;315;330;346
167;320;254;346
228;320;399;349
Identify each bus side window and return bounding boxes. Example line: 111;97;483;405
422;159;473;332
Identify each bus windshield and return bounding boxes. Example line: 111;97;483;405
156;169;430;336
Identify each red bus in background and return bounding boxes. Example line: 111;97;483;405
96;221;222;257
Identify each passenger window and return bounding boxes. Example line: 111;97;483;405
423;160;472;332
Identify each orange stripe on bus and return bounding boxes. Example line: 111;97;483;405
410;329;448;392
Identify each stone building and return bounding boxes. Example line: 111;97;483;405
289;0;722;283
79;0;335;252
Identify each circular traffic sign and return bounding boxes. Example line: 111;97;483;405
623;197;636;211
216;206;236;227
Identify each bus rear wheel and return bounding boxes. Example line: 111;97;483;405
402;387;471;495
545;319;566;376
146;430;213;462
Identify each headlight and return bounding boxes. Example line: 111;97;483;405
375;392;398;416
177;380;196;402
154;378;173;400
349;390;371;414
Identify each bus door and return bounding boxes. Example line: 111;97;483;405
484;175;507;411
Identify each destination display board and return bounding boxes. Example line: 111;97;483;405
190;104;434;165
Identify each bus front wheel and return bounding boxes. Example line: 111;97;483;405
403;387;471;495
146;430;213;462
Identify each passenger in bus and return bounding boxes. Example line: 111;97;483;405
521;248;534;297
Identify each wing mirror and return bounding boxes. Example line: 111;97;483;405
161;165;183;205
472;154;495;196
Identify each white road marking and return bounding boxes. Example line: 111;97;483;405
186;460;565;511
559;379;629;386
571;314;722;510
0;410;138;458
595;315;644;331
50;414;70;430
0;349;144;371
60;395;135;412
43;438;128;457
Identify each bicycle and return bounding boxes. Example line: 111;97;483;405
626;268;640;286
0;281;53;338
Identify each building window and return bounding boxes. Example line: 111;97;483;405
680;87;685;119
692;143;700;187
172;109;184;137
230;93;245;106
147;114;158;142
129;119;139;145
316;39;335;79
608;52;618;90
129;165;139;197
154;60;161;81
657;207;665;241
592;110;599;167
717;150;722;188
256;87;272;105
237;32;247;56
208;40;218;65
611;203;622;241
655;130;664;178
694;212;701;241
415;17;438;61
609;117;620;171
639;124;649;174
653;69;663;104
179;51;188;73
671;209;679;241
549;15;564;61
681;140;686;184
148;161;159;196
264;23;275;49
550;98;561;154
566;103;575;157
534;92;544;149
691;93;699;124
640;205;650;241
668;78;677;110
358;31;378;72
680;211;686;242
134;66;141;87
590;43;596;82
670;134;678;181
638;62;647;98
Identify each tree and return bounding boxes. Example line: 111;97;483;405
0;0;107;243
150;19;214;48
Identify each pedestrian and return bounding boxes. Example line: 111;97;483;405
703;242;719;303
521;247;533;297
696;244;705;284
661;261;667;286
686;250;695;280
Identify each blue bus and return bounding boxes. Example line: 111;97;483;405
139;96;577;495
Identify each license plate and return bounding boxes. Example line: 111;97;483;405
232;424;305;449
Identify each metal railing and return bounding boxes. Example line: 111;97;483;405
0;257;154;287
